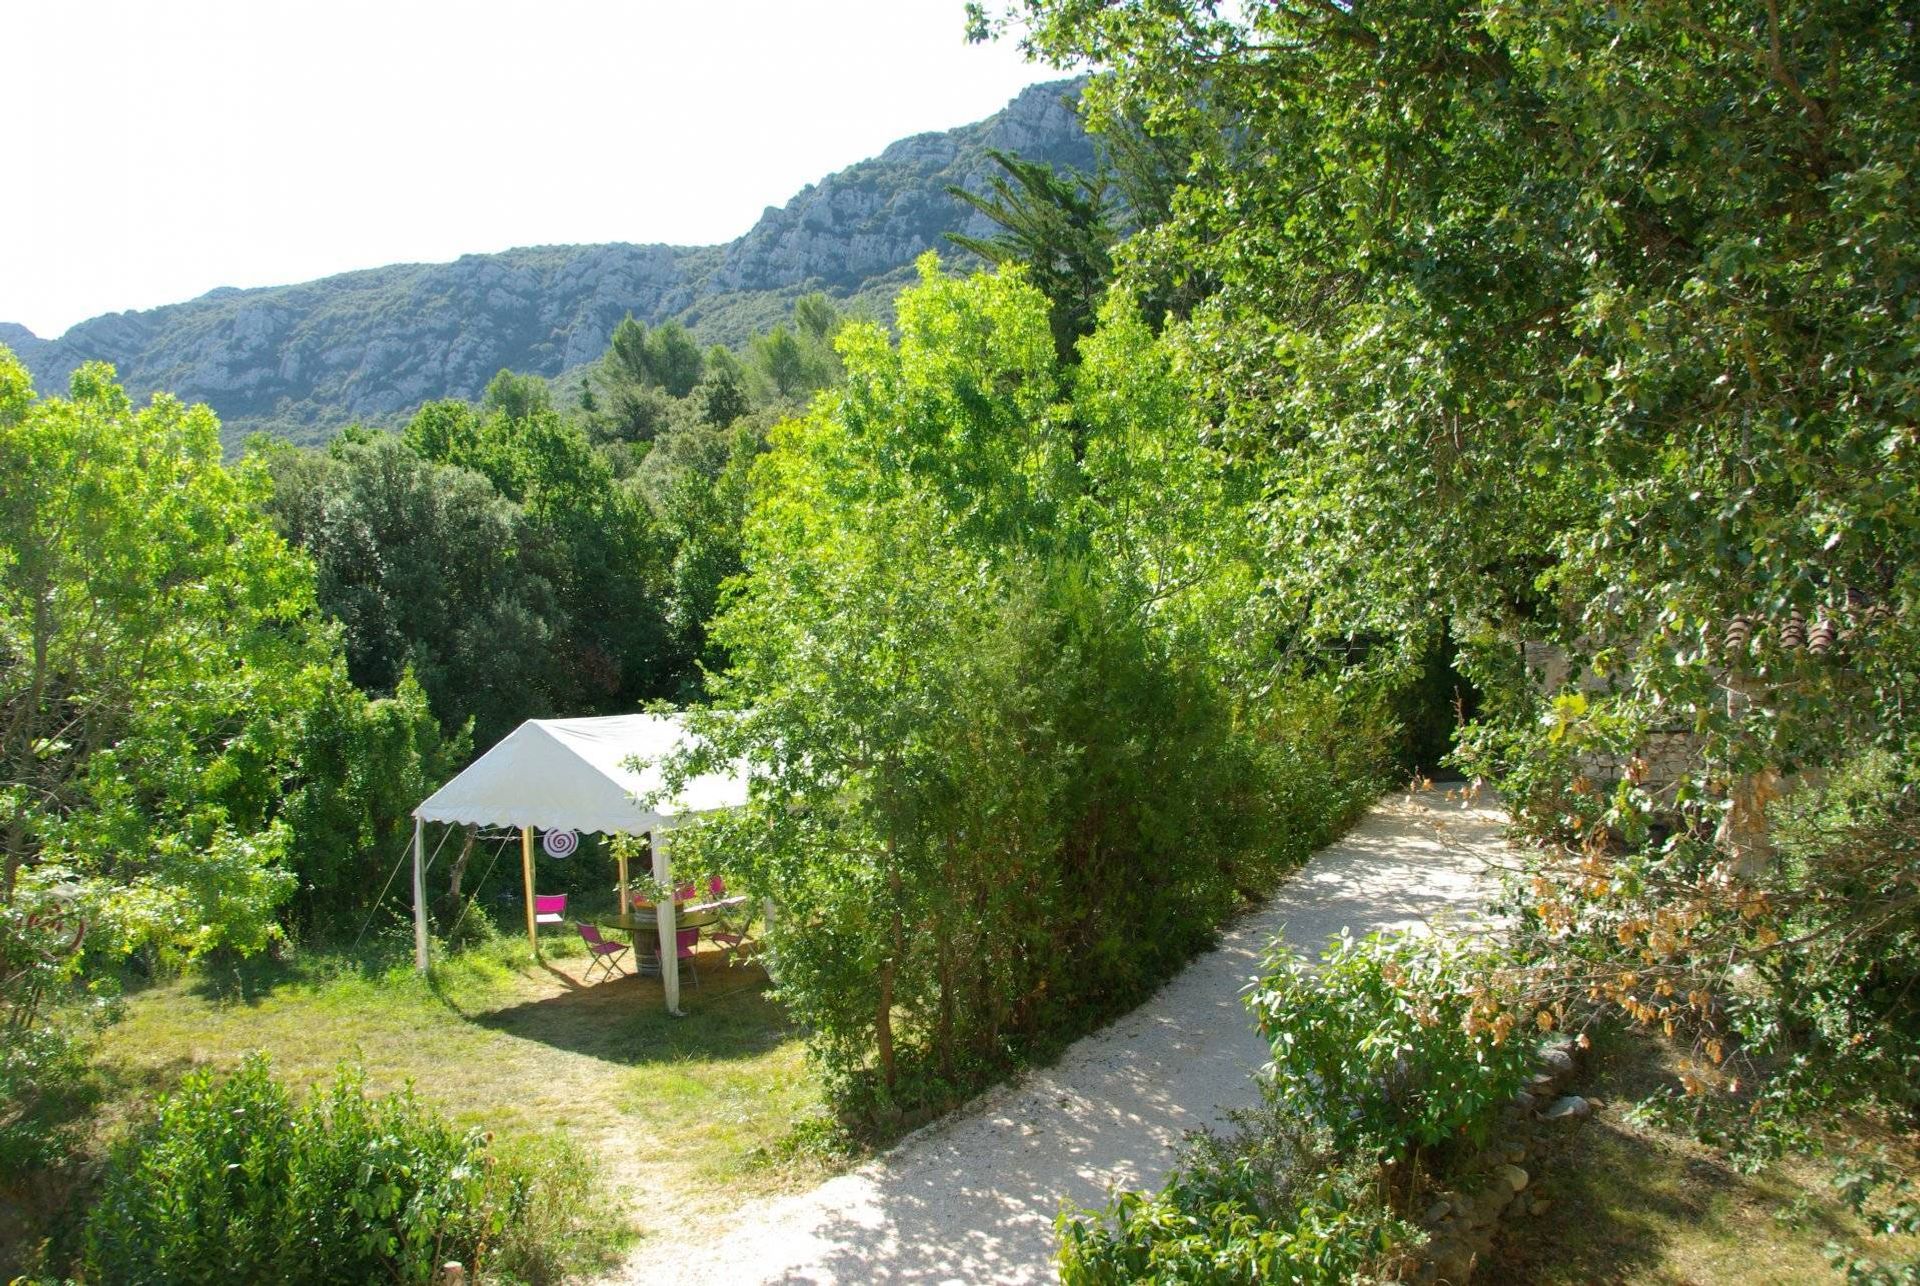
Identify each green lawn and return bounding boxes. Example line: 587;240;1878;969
81;930;842;1264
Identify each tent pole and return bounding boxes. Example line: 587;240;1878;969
653;829;682;1016
412;817;429;973
617;846;630;915
522;825;537;956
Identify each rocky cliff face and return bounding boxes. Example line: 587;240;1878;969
4;79;1091;444
713;79;1093;292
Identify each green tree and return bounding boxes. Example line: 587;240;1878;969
595;314;705;411
705;343;745;382
675;261;1356;1115
792;292;842;344
480;367;553;422
376;401;678;733
745;296;848;403
1;352;316;965
1012;0;1920;1136
642;320;705;398
634;411;772;693
948;148;1116;363
261;433;565;747
281;669;469;930
595;317;661;442
748;325;817;401
694;364;751;429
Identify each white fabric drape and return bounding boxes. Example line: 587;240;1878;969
653;829;681;1015
414;713;745;833
409;713;746;1016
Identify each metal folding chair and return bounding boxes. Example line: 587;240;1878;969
575;922;629;982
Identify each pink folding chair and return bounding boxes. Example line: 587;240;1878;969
575;922;629;982
667;878;726;906
533;893;567;928
636;927;703;988
707;926;750;966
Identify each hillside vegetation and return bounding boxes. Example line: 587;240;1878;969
4;4;1918;1282
4;80;1093;446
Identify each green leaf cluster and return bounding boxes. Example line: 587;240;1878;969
1251;931;1537;1161
1057;1149;1401;1286
82;1054;528;1285
1009;0;1920;1145
674;258;1388;1118
2;353;319;966
1059;931;1532;1281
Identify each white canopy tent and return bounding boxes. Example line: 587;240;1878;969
411;713;748;1014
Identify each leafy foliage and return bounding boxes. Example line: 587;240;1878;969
1251;931;1538;1161
1059;931;1535;1281
271;403;677;744
672;260;1388;1119
257;296;851;740
947;148;1116;363
81;1054;560;1285
0;349;483;1012
260;433;556;746
280;670;468;931
1057;1131;1402;1286
0;1020;99;1176
1008;0;1920;1147
1;352;320;967
596;316;708;439
1827;1152;1920;1285
481;368;554;422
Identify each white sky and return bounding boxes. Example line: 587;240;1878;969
0;0;1059;338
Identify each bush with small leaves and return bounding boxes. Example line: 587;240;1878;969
1251;930;1539;1162
1056;1104;1406;1285
82;1054;553;1285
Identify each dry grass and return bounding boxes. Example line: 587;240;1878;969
90;928;844;1253
1483;1028;1920;1284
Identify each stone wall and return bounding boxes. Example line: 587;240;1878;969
1406;1037;1593;1284
1522;641;1699;808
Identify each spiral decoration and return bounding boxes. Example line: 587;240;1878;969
541;828;580;859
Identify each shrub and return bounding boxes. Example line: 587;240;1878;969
1251;930;1538;1162
0;1023;99;1178
0;890;105;1179
488;1132;631;1284
84;1055;540;1284
1057;1105;1407;1285
1058;931;1533;1281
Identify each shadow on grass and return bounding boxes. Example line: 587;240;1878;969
436;956;800;1068
177;900;587;1006
175;927;420;1006
1483;1026;1861;1285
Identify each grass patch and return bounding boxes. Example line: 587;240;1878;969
8;921;847;1278
1485;1027;1920;1283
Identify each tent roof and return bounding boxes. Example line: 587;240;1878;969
413;713;746;834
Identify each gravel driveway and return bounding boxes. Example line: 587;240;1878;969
619;787;1511;1285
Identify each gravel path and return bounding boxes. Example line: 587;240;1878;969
620;788;1511;1285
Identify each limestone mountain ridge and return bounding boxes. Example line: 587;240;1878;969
5;78;1093;443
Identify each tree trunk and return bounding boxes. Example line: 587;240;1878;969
876;865;902;1094
433;826;477;930
934;842;956;1081
446;825;477;904
876;954;897;1094
970;878;996;1057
